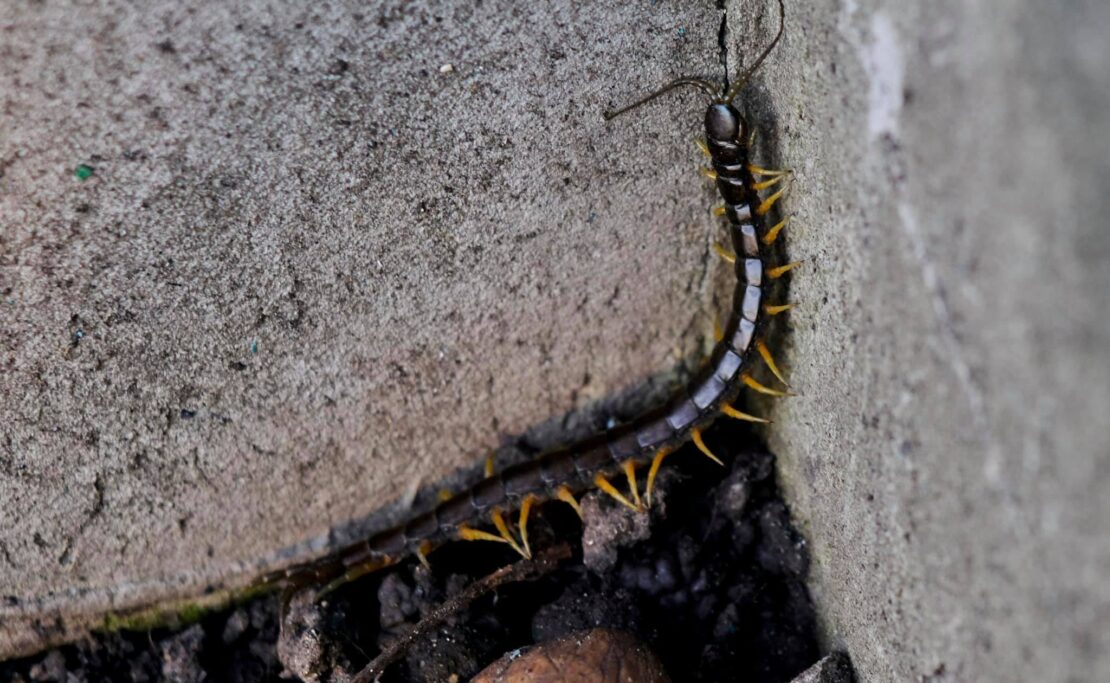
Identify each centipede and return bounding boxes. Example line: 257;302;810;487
258;0;797;596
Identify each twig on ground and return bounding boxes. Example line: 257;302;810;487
352;544;573;683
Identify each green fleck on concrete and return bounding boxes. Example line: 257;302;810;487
74;164;94;180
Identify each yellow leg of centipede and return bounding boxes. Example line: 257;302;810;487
764;302;796;316
458;524;511;545
742;374;794;397
320;556;396;596
712;205;728;217
752;174;788;191
484;455;495;478
756;340;790;387
690;426;724;466
713;319;725;343
594;472;640;512
768;261;804;279
695;138;711;158
756;181;791;216
713;241;736;264
556;485;583;519
700;168;718;181
644;447;673;508
762;215;791;245
748;164;792;177
622;460;643;511
518;494;536;559
491;508;529;558
720;402;771;424
416;540;434;570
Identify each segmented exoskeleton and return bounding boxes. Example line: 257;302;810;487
260;0;796;594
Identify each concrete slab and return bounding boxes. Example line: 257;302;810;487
0;0;730;656
735;0;1110;680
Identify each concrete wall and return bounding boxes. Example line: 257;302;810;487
2;0;1107;679
742;0;1110;680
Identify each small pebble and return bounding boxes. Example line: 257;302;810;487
472;629;670;683
790;652;855;683
440;63;454;74
28;650;66;682
159;624;206;683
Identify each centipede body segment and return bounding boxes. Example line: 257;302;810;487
260;0;796;593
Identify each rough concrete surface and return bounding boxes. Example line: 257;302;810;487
737;0;1110;681
0;0;731;656
2;0;1108;680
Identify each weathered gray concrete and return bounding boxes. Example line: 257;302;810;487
0;0;731;656
738;0;1110;681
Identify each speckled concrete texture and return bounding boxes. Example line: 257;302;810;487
0;0;730;656
733;0;1110;680
4;0;1108;676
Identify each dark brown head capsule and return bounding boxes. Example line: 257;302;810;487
602;0;785;138
705;103;747;144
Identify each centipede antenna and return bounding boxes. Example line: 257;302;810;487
724;0;786;104
603;77;720;120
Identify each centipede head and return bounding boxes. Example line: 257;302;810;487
602;0;785;126
705;103;746;143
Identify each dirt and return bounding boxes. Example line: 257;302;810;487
0;420;834;682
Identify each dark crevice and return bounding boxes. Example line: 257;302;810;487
0;421;825;682
719;10;731;92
